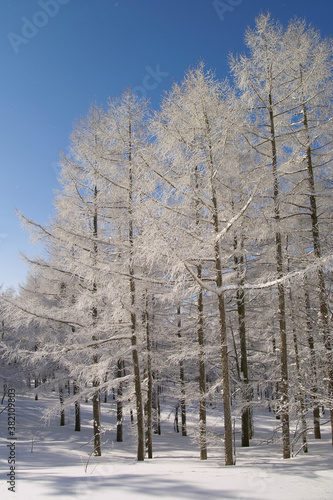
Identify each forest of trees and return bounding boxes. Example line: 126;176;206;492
1;14;333;466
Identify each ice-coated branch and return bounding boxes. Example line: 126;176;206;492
215;185;257;243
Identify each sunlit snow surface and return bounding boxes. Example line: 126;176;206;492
1;393;333;499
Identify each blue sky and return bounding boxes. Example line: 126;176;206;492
1;0;333;291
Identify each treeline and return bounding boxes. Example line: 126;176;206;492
1;14;333;465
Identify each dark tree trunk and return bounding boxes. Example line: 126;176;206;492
152;378;161;435
174;405;179;433
91;167;102;457
286;238;307;452
131;328;145;460
144;296;153;458
209;154;234;465
193;165;207;457
269;92;290;459
92;305;101;456
103;373;108;404
92;385;101;456
234;233;250;447
301;90;333;445
128;120;145;461
34;376;39;401
304;285;321;439
177;307;187;437
116;359;123;442
197;267;207;460
74;381;81;432
59;386;65;426
212;208;233;464
292;327;308;453
157;391;161;435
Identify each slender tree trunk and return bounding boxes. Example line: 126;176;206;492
74;380;81;432
292;326;308;453
152;376;161;435
179;368;187;437
211;192;233;465
234;233;250;447
103;373;108;403
193;164;206;455
271;336;280;417
157;389;161;435
208;145;233;465
304;284;321;439
130;298;144;460
92;383;101;456
59;386;65;426
197;268;207;460
116;359;123;442
128;119;145;461
269;93;290;459
286;238;307;452
92;173;101;457
177;306;187;437
174;405;179;433
145;295;153;458
92;311;102;456
301;89;333;445
217;288;234;465
34;376;39;401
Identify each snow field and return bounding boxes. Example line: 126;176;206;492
1;392;333;499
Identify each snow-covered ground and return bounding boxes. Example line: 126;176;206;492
1;392;332;499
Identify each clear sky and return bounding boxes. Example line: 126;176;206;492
1;0;333;291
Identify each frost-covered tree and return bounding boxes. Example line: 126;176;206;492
284;18;333;443
146;64;257;465
231;13;297;459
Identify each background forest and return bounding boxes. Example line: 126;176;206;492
1;14;333;467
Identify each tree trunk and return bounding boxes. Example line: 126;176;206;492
234;233;250;447
91;312;101;456
210;161;233;465
131;324;145;460
152;377;161;435
59;386;65;426
286;238;307;452
34;376;39;401
145;296;153;458
197;269;207;460
301;92;333;445
128;120;145;461
304;284;321;439
74;381;81;432
292;327;308;453
103;373;108;403
116;359;123;442
92;168;102;457
289;295;308;451
92;384;101;456
177;306;187;437
157;390;161;435
269;93;290;459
